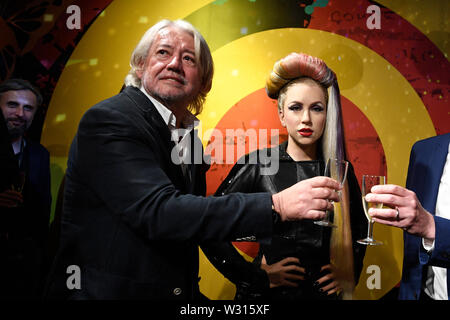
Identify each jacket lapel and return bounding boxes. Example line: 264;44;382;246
187;128;209;195
426;138;449;214
122;86;186;191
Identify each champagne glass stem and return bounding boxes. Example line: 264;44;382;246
367;221;374;241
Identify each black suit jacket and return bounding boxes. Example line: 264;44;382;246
0;139;51;298
45;86;273;300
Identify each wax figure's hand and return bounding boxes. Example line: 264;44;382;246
260;256;305;288
272;176;341;222
365;184;435;240
0;189;23;208
315;264;341;295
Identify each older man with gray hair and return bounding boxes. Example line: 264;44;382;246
46;19;341;300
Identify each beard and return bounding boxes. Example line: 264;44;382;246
143;76;195;110
148;89;187;108
6;119;27;140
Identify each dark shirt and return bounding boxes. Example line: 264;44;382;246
0;139;51;299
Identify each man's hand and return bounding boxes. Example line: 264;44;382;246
365;184;435;240
0;189;23;208
272;176;341;221
260;256;305;288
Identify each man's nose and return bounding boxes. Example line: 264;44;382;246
167;54;182;72
15;106;24;117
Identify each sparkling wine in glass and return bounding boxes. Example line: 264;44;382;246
11;171;26;193
357;175;385;246
10;171;25;208
314;158;349;228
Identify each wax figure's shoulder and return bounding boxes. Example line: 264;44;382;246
232;144;280;174
215;144;281;196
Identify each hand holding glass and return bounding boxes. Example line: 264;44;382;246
357;175;385;245
11;171;26;193
314;158;348;228
9;171;25;207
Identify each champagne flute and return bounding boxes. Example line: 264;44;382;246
11;171;26;193
10;171;25;207
357;175;385;245
314;158;349;228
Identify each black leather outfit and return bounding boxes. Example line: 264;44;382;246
202;142;367;300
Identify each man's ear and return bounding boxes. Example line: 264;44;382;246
135;60;145;79
135;66;143;79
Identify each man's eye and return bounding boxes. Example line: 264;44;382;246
183;55;195;63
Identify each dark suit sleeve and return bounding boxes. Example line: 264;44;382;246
23;143;51;248
427;217;450;268
37;146;51;246
405;143;418;191
71;105;273;243
402;142;424;270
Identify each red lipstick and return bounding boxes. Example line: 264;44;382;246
299;128;313;137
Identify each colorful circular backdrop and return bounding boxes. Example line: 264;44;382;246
41;0;449;299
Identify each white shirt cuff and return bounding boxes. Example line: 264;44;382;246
422;237;435;253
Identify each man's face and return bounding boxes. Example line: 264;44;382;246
137;26;202;110
0;90;38;139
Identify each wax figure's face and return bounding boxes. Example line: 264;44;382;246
0;89;38;139
137;26;202;109
279;80;327;150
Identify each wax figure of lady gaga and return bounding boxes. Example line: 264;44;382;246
202;52;367;300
